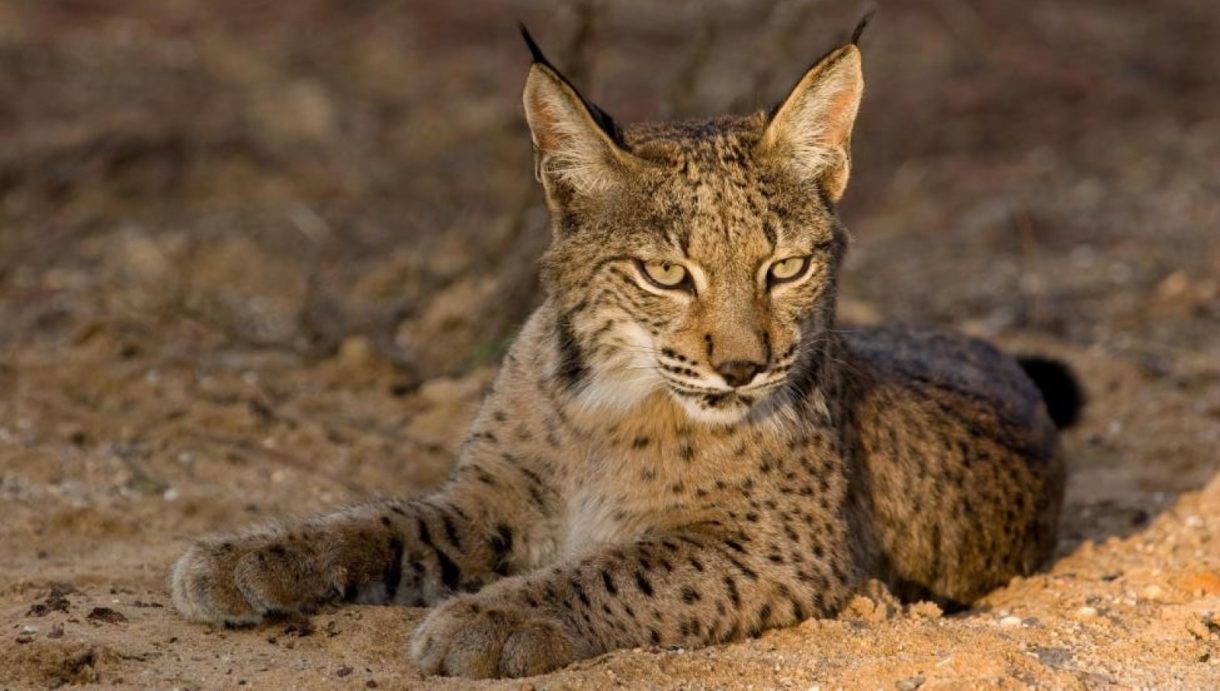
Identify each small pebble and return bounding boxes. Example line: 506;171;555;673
999;615;1023;627
86;606;127;624
1141;585;1165;601
907;601;943;620
1076;606;1098;618
1185;515;1204;529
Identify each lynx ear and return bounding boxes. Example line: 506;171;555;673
760;44;864;202
520;26;635;205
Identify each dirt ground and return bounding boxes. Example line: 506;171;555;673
2;1;1219;688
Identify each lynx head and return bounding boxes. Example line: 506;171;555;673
523;25;865;425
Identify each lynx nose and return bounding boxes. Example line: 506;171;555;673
715;360;763;388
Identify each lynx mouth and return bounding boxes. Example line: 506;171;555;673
701;391;752;409
656;363;794;423
665;386;755;424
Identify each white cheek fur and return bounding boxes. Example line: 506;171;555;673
572;321;664;414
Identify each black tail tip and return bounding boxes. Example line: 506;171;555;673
1018;356;1084;429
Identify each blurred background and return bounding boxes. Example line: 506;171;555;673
2;0;1219;514
3;0;1220;534
1;2;1219;686
3;0;1217;372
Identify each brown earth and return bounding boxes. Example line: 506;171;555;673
2;1;1218;688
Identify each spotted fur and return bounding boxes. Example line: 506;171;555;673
171;27;1072;679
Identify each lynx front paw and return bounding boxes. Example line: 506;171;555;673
409;596;583;679
171;535;326;626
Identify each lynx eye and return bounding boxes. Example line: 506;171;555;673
637;260;690;290
767;256;810;285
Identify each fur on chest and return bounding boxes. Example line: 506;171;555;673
552;427;770;559
517;388;840;564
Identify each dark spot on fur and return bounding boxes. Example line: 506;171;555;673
433;548;461;591
573;581;591;607
724;576;741;607
490;524;514;576
635;570;655;597
758;603;772;623
384;536;404;602
555;311;588;390
602;570;618;595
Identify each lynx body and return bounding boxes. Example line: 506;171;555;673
171;25;1076;678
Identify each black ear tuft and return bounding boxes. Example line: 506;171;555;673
519;22;553;68
517;22;627;150
850;7;877;45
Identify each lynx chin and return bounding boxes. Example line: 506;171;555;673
171;19;1082;679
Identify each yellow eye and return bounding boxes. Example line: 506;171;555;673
639;261;689;289
768;256;809;284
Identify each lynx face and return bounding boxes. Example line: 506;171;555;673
526;38;862;424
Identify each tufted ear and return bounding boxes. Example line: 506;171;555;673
759;42;864;202
520;25;638;207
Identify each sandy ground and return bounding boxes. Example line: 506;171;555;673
2;1;1219;688
2;333;1219;689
